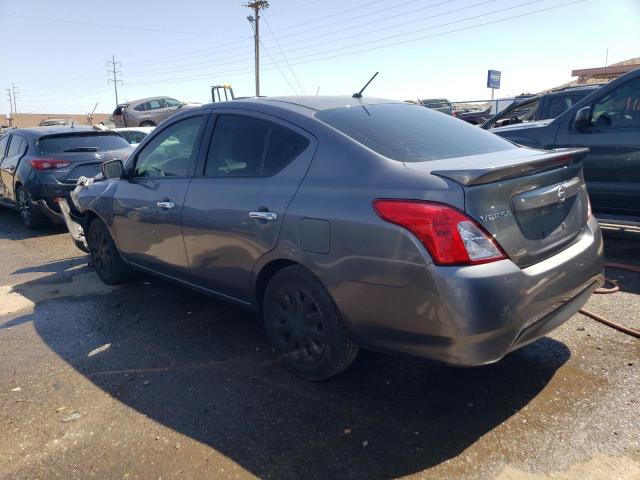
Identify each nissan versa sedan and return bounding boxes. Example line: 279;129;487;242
61;96;604;380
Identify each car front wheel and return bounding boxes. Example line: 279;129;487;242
263;265;359;381
87;218;130;285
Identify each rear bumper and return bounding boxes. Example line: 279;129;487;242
34;199;65;224
334;217;604;366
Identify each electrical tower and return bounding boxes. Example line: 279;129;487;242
5;88;13;114
11;83;19;114
245;1;269;97
107;55;123;106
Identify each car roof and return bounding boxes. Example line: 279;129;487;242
204;95;403;116
125;96;170;106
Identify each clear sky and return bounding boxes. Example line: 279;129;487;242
0;0;638;114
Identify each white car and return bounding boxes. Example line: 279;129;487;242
113;127;155;146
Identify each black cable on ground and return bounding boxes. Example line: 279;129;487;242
579;262;640;339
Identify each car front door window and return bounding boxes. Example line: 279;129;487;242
147;99;162;111
591;78;640;129
134;116;204;177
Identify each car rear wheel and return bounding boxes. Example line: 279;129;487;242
140;121;155;127
16;185;46;229
87;218;130;285
263;265;359;381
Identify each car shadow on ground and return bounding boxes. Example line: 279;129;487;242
0;209;66;240
5;258;571;479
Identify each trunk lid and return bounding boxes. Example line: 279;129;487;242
48;148;131;183
407;147;590;267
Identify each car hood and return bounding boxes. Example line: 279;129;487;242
489;119;552;133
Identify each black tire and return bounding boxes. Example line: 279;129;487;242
87;218;130;285
16;185;47;229
139;121;156;127
263;265;359;381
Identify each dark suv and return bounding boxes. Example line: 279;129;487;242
489;68;640;223
482;85;601;129
0;126;132;228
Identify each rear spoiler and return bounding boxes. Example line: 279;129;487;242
432;148;589;186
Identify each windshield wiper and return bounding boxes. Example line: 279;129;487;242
63;147;99;152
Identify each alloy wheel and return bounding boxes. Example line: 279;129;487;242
17;189;31;225
90;227;113;278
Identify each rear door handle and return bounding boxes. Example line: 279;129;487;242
249;211;278;221
157;201;175;209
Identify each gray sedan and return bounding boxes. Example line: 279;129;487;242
62;96;604;380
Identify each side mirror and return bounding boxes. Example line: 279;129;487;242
573;106;592;130
101;159;124;179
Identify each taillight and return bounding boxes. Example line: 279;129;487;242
30;159;71;170
373;199;506;266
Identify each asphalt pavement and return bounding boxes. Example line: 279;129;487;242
0;208;638;479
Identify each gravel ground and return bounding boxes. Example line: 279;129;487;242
0;209;638;480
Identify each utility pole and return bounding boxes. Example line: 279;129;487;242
245;1;269;97
107;55;123;106
5;88;13;114
11;83;19;114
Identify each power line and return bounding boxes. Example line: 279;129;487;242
263;15;305;95
125;0;529;80
126;0;468;77
0;13;247;38
121;0;420;69
126;0;585;86
107;55;123;106
259;39;299;95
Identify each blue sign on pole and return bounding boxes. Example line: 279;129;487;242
487;70;501;89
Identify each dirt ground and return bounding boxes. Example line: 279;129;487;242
0;208;638;479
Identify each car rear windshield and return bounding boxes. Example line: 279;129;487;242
316;103;515;162
37;132;130;154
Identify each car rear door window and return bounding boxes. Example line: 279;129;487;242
205;114;309;177
263;124;310;175
164;98;182;108
205;115;269;177
7;135;27;156
134;115;204;178
316;103;514;162
591;77;640;129
147;99;163;111
0;135;11;159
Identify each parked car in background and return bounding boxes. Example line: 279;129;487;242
0;126;132;228
455;107;492;125
113;127;154;146
112;97;199;128
489;67;640;224
417;98;453;115
39;118;72;127
482;84;602;129
61;96;603;380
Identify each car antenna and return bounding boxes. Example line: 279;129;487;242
352;72;379;99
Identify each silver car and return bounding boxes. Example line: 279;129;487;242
112;96;193;128
62;96;604;380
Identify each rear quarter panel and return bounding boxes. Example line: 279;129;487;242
255;121;464;301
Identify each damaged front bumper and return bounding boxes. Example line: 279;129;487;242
58;198;89;253
57;176;98;254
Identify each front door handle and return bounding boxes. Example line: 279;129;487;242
249;211;278;221
157;201;175;209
